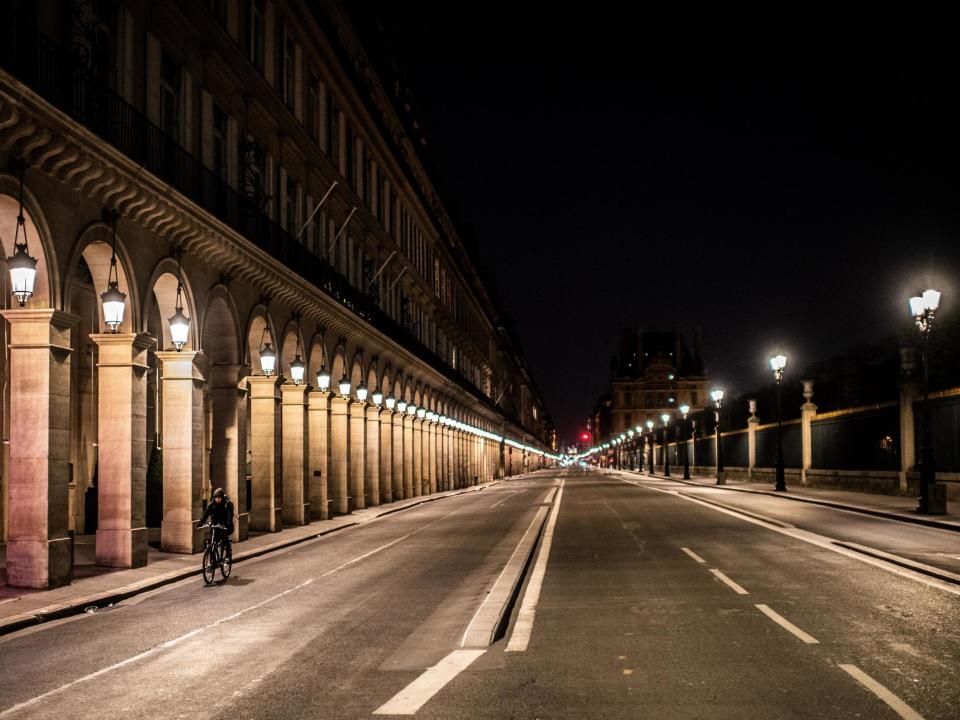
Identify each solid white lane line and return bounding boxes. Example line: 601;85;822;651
622;478;960;598
709;568;749;595
0;505;470;718
489;491;519;509
755;604;819;644
374;649;486;715
459;506;548;648
506;480;565;652
681;547;707;564
839;664;926;720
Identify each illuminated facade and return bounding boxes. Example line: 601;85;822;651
0;0;554;588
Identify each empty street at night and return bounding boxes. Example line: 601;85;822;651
1;470;957;719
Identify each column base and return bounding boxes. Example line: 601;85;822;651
161;520;204;554
4;535;73;589
250;507;282;532
282;503;311;526
96;527;148;568
235;512;250;541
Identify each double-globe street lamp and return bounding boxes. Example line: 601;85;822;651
711;389;724;485
661;413;671;477
679;404;691;480
646;420;655;474
770;354;788;492
911;288;944;514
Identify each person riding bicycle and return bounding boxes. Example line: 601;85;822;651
198;487;234;556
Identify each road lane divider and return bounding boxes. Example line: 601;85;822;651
373;649;486;716
680;547;707;564
838;664;925;720
506;480;565;652
620;477;960;598
755;604;819;644
709;568;749;595
460;506;549;648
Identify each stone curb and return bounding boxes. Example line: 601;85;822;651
623;470;960;533
0;480;505;638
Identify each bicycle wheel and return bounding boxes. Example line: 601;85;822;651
220;544;232;580
202;547;217;585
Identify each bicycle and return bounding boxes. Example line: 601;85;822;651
200;522;232;585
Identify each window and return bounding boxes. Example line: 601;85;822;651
624;412;632;427
212;103;227;180
159;51;181;140
691;391;698;406
624;391;633;407
345;125;356;185
307;73;319;140
327;92;340;166
286;175;299;234
249;0;265;70
283;32;295;107
362;149;371;205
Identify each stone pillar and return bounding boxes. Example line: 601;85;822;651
427;420;437;494
435;424;445;491
412;417;423;496
92;332;152;568
747;402;759;479
280;382;310;525
247;375;282;531
1;309;77;588
157;350;206;554
349;401;366;510
899;345;920;494
800;381;817;486
307;391;331;520
402;414;414;498
365;404;381;506
379;409;393;503
391;412;404;500
210;364;248;540
329;396;350;514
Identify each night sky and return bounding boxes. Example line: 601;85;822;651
370;3;960;443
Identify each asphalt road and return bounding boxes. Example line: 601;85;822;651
1;469;957;719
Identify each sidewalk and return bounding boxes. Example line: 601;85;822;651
621;469;960;532
0;480;501;636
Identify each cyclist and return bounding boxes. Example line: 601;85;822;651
197;487;234;557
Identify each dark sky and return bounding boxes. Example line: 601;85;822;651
369;3;960;444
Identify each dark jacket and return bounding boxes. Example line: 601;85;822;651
199;496;234;533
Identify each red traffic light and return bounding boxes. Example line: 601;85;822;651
580;432;590;441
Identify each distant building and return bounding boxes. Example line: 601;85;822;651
603;328;710;434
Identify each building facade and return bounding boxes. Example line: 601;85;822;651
605;328;710;433
0;0;554;589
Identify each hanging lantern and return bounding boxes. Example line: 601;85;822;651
316;365;331;392
259;342;277;375
101;211;126;332
168;256;190;351
385;393;396;410
290;355;305;384
397;399;407;413
372;389;384;406
5;160;37;307
356;382;368;403
338;374;351;396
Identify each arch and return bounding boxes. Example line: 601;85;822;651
244;304;277;375
330;342;347;385
143;256;198;351
307;332;329;381
349;349;364;388
0;178;58;309
201;285;242;366
402;376;414;404
365;360;380;392
64;221;139;333
279;320;306;380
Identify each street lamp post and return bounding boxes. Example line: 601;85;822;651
770;354;787;492
661;413;671;477
680;404;691;480
911;289;944;514
646;420;655;474
711;389;725;485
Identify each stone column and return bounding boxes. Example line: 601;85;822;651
427;420;437;494
391;412;404;500
329;396;350;514
402;414;414;498
280;382;310;525
379;409;393;503
157;350;206;554
498;439;505;479
1;309;77;588
349;400;366;510
435;423;445;491
365;404;381;506
92;332;152;568
247;375;281;531
800;381;817;486
209;364;248;540
307;391;331;520
899;345;920;494
412;417;423;496
747;401;759;479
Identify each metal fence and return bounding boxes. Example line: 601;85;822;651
917;393;960;473
755;422;801;468
812;404;899;471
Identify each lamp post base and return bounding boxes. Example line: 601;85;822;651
715;471;725;486
917;482;947;515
